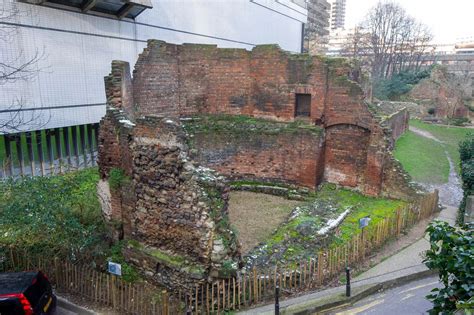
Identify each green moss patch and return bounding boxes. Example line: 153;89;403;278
244;184;405;268
182;115;322;138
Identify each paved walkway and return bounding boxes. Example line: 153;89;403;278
353;205;456;283
240;206;457;314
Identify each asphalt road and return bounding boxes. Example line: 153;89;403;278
57;306;78;315
328;276;441;315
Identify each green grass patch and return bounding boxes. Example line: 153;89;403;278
325;186;406;245
410;120;472;174
247;184;404;266
394;130;450;184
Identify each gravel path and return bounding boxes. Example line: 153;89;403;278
408;126;463;207
409;126;442;142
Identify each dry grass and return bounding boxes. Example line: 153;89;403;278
228;191;302;253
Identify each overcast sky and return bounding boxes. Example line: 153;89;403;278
345;0;474;43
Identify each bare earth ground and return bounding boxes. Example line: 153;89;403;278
228;191;302;253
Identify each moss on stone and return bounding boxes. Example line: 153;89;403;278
127;241;207;276
182;115;322;139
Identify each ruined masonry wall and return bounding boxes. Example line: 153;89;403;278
98;111;240;290
131;41;328;123
189;128;325;188
382;108;410;148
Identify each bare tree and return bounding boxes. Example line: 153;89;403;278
0;2;47;133
344;1;433;80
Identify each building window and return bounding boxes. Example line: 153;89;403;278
295;93;311;117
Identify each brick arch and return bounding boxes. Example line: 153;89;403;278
325;119;371;131
323;123;371;189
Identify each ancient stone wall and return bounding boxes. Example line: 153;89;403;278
184;117;325;188
98;112;241;290
112;40;399;196
131;41;329;123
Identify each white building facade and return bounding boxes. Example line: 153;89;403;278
0;0;308;132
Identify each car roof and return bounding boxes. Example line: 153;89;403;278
0;272;39;295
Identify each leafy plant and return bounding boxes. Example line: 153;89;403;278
0;169;106;262
108;167;130;191
108;241;142;282
458;133;474;224
374;68;432;100
423;221;474;313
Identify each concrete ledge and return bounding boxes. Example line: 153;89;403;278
57;295;97;315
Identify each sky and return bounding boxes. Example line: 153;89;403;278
344;0;474;44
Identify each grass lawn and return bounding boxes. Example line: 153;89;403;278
394;130;450;184
409;120;472;174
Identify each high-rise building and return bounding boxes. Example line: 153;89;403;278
304;0;331;54
329;0;346;31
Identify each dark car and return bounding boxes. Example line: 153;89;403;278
0;271;56;315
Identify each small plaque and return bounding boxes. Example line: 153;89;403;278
359;217;371;229
108;261;122;276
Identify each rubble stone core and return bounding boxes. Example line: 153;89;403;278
98;40;417;290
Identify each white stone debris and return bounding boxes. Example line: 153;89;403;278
316;207;351;235
119;119;136;127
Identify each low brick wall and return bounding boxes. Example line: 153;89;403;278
187;120;325;189
382;108;410;146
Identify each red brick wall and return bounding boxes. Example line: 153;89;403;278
103;41;417;198
324;124;370;188
383;108;409;147
130;41;330;122
190;129;325;188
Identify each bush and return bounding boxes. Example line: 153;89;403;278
447;117;470;126
0;168;143;282
423;221;474;313
374;69;431;100
458;133;474;224
0;169;106;262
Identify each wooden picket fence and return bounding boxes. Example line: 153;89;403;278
0;191;438;314
184;190;439;313
0;249;183;314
